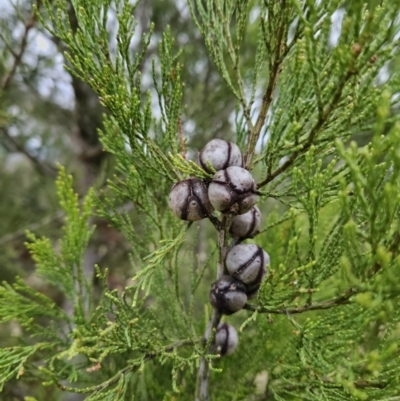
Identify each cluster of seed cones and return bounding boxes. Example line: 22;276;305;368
168;139;271;355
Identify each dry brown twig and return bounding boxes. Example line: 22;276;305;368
1;0;57;177
1;1;41;91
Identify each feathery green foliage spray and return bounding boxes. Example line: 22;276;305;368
2;0;400;400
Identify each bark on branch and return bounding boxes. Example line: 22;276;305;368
195;216;231;401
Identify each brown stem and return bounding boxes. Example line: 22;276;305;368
244;0;286;169
257;69;356;188
214;2;254;135
244;287;356;314
195;216;231;401
0;1;58;178
280;378;387;392
354;380;388;389
1;1;41;90
208;214;222;231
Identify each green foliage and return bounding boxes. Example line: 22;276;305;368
26;166;94;306
1;0;400;400
0;166;201;399
0;343;48;392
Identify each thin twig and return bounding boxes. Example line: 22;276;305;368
0;1;57;178
178;117;187;159
0;126;57;177
214;2;254;135
245;0;287;169
0;210;64;246
279;378;388;392
56;339;197;394
367;231;400;278
0;198;134;247
0;31;19;58
196;216;231;401
257;69;356;188
246;231;400;316
207;214;221;231
244;287;356;314
1;1;41;90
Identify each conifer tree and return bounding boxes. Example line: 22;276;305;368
2;1;400;400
